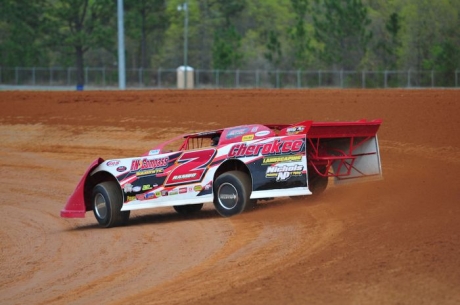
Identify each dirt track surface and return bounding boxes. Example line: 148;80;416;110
1;89;459;305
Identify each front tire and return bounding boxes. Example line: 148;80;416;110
213;171;252;217
92;181;130;228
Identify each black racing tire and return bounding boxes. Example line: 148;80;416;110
92;181;130;228
213;171;252;217
173;203;203;215
308;172;328;196
291;167;329;200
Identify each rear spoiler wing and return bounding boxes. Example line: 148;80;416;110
278;119;383;184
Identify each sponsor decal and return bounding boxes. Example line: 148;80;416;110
204;182;212;190
161;190;168;196
172;173;197;181
148;149;160;155
117;166;127;172
194;185;203;192
123;183;134;193
136;194;145;200
242;134;254;141
127;196;136;202
286;126;305;135
229;139;305;158
266;164;304;182
179;187;187;194
107;160;120;167
169;189;179;196
255;130;270;137
226;127;249;139
123;184;142;193
262;155;303;164
142;184;155;191
136;168;164;177
130;157;169;172
251;126;259;132
144;192;156;199
155;191;162;197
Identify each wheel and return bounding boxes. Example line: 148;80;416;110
213;171;252;217
92;181;130;228
290;167;328;200
173;203;203;215
308;172;328;196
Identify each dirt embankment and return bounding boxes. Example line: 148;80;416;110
1;89;459;305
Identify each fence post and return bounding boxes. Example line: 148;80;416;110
236;69;239;88
276;70;280;88
407;69;411;88
431;70;434;87
297;69;301;88
362;70;365;88
318;70;321;87
157;68;161;88
256;69;259;88
456;69;458;87
384;71;388;88
196;69;199;89
216;69;219;88
138;67;142;87
340;70;343;88
85;67;89;86
32;67;36;85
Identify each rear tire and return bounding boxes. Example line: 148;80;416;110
308;172;328;196
291;167;328;200
92;181;130;228
173;204;203;215
213;171;252;217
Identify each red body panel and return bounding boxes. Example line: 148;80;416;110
307;119;382;138
60;158;104;218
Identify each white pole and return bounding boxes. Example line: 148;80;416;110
177;2;189;89
117;0;126;90
183;2;189;89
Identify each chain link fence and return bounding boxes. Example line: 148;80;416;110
1;66;459;89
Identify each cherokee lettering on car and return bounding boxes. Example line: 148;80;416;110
228;139;304;158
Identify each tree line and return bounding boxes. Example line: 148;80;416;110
1;0;459;86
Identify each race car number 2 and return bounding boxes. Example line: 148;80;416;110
165;148;216;186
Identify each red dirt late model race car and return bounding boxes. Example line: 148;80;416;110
61;119;382;228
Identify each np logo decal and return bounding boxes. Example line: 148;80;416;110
266;164;304;182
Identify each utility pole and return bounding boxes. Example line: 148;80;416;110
178;1;189;89
117;0;126;90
